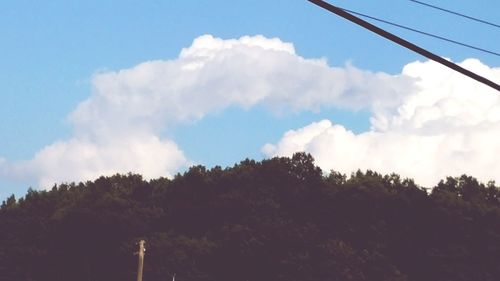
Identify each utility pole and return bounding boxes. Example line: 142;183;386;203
136;240;146;281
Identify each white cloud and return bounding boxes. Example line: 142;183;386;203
3;34;416;189
70;34;415;137
29;136;186;187
3;34;496;189
264;59;500;187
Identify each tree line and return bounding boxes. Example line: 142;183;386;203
1;153;499;281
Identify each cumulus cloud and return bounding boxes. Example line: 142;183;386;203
28;136;186;188
1;34;418;189
264;59;500;187
4;34;495;189
70;34;414;136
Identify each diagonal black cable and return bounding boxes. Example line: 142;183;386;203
307;0;500;92
340;7;500;57
409;0;500;29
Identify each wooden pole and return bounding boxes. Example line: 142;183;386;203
137;240;146;281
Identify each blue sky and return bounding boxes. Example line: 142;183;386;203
1;0;499;200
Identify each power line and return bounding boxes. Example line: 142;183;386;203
339;7;500;57
307;0;500;92
409;0;500;29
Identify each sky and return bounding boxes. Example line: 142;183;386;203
1;0;499;200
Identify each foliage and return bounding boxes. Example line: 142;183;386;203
1;153;499;281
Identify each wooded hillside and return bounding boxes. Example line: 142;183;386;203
1;153;499;281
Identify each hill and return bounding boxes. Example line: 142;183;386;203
1;153;499;281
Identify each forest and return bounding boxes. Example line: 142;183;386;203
1;153;499;281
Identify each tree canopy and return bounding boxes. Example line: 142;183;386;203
1;153;499;281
